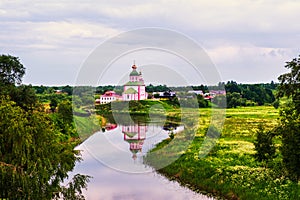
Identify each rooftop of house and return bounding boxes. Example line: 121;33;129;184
101;91;121;97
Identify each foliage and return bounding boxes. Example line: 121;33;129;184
50;97;58;112
0;97;89;199
225;80;241;93
226;92;243;108
254;125;276;162
145;84;169;93
276;55;300;181
95;85;122;95
62;85;73;95
225;83;275;108
58;100;74;125
272;99;280;109
0;55;38;110
197;94;209;108
277;105;300;181
9;84;38;110
0;54;25;85
55;174;90;200
50;100;79;138
0;55;90;199
277;55;300;114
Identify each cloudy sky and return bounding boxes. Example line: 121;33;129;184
1;0;299;86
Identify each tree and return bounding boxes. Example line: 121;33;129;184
0;55;90;198
226;92;241;108
277;56;300;114
225;81;241;93
0;97;90;199
276;55;300;181
54;100;77;137
197;94;209;108
9;84;38;110
50;97;58;112
58;100;73;125
277;105;300;181
254;125;275;162
62;85;73;96
0;55;38;110
0;54;25;86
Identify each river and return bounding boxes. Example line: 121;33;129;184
71;121;214;200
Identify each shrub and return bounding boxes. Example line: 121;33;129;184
254;124;276;162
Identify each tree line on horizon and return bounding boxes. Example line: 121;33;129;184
31;80;277;109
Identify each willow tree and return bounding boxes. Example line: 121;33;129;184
0;55;90;199
0;97;89;199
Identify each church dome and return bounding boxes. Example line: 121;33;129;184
132;64;137;69
130;64;140;76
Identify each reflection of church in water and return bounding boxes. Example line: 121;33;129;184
121;124;148;160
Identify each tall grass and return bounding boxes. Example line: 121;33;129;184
73;115;100;141
146;106;300;199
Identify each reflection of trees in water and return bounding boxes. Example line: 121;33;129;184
163;122;179;131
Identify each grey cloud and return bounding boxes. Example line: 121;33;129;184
1;0;299;85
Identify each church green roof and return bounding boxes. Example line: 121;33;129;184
130;149;139;154
124;132;137;138
130;69;139;76
124;88;137;94
124;81;144;86
126;139;143;144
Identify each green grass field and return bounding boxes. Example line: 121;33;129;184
146;106;300;200
73;115;100;140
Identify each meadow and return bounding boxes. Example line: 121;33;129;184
146;106;300;200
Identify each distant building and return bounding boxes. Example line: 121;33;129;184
153;91;176;100
203;93;214;100
122;64;147;101
54;90;67;95
209;90;226;96
97;91;122;104
188;90;203;95
203;90;226;100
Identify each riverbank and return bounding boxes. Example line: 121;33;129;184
74;100;182;141
146;106;300;200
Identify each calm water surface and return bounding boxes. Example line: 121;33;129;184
71;122;214;200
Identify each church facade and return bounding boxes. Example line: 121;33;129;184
122;64;147;101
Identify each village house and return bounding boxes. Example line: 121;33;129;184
97;91;122;104
152;91;176;100
188;90;203;95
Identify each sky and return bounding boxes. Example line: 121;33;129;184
1;0;300;86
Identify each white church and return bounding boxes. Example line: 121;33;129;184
122;63;147;101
